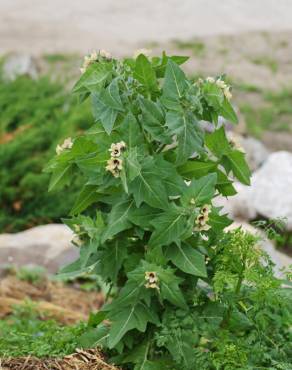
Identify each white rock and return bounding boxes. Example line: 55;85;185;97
214;182;257;221
226;133;270;171
3;54;38;81
0;224;78;274
240;136;270;171
251;151;292;230
216;151;292;230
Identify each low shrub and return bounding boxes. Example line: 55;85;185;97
47;52;292;369
0;72;91;232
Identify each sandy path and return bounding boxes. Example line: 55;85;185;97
1;0;292;55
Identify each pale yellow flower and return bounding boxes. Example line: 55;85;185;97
109;141;127;157
216;79;227;89
223;86;232;100
194;204;212;232
195;223;211;232
80;51;98;74
145;271;159;289
56;137;73;155
206;77;215;83
105;157;123;177
201;204;211;215
100;49;112;59
72;235;83;247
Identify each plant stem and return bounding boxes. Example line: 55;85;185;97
221;273;244;328
105;283;113;302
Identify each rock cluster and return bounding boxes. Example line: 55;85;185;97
0;224;78;274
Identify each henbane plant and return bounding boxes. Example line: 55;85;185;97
46;51;291;369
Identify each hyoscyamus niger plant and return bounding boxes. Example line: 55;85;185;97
46;52;292;369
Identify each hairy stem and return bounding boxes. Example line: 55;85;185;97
221;271;244;329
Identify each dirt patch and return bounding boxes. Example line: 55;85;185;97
0;349;119;370
0;276;104;323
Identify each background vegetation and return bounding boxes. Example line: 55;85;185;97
0;71;91;232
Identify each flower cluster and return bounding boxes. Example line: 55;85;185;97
80;50;111;74
145;271;159;290
56;137;73;155
206;76;232;100
105;141;126;177
195;204;211;231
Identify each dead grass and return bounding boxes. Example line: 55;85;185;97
0;349;120;370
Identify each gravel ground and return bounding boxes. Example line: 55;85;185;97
1;0;292;55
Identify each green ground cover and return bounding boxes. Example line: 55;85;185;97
0;71;91;232
0;303;86;358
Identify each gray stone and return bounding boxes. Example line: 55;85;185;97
214;182;257;221
250;151;292;230
216;151;292;230
0;224;78;274
240;136;270;171
3;54;38;81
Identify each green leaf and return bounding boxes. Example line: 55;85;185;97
163;60;188;100
48;163;72;192
78;324;109;348
91;93;118;135
57;255;98;280
209;209;232;231
153;52;189;78
110;280;144;308
73;62;112;93
160;280;187;309
202;81;224;110
123;340;150;366
128;204;159;229
102;199;135;242
149;207;188;247
154;156;186;196
166;112;203;163
129;158;169;210
88;311;107;327
178;160;217;178
165;243;207;277
139;98;170;143
100;240;128;282
126;147;141;181
224;150;251;185
120;168;129;194
221;98;238;124
205;126;231;158
135;360;173;370
70;185;101;215
215;169;237;196
134;54;157;91
163;329;195;369
101;78;124;111
118;112;144;148
181;173;217;206
108;303;159;348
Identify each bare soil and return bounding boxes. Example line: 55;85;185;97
0;276;104;324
